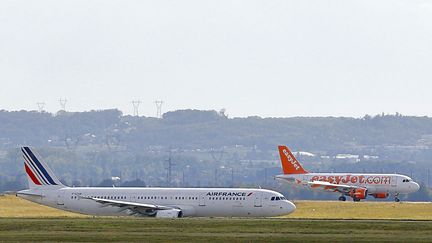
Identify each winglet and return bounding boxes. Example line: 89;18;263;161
278;145;308;174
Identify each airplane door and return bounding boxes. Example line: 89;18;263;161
57;191;65;206
199;193;206;206
130;193;137;202
391;176;397;187
254;192;262;207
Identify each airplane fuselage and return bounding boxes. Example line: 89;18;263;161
276;173;419;195
18;187;296;217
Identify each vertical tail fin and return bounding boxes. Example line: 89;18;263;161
21;147;64;189
278;145;308;174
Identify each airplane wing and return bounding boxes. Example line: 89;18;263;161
79;196;174;216
307;181;362;192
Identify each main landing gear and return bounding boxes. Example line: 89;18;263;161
338;195;346;201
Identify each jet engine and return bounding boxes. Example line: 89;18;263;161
349;188;368;200
155;209;183;218
372;193;389;199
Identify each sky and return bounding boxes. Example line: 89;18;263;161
0;0;431;118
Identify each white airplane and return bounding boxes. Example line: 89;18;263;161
17;147;296;218
275;145;420;202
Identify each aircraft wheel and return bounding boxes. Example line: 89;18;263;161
338;196;346;201
353;197;361;202
395;197;400;202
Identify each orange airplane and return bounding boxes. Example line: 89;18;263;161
275;145;419;202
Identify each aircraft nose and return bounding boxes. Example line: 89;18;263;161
412;182;420;192
284;201;296;214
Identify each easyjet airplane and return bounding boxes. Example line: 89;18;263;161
275;145;420;202
16;147;296;217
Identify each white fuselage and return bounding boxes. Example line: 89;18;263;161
276;173;420;195
17;187;296;217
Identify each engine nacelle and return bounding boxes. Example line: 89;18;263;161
372;193;389;199
155;209;183;218
349;188;368;200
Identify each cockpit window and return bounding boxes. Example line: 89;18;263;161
402;179;410;183
271;196;287;201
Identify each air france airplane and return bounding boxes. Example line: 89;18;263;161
275;145;420;202
17;147;296;218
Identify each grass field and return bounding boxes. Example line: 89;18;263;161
2;195;432;220
1;217;432;242
1;195;432;242
0;195;84;218
287;200;432;220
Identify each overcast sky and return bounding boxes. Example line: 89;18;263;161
0;1;431;117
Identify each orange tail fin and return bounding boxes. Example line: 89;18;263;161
278;145;308;174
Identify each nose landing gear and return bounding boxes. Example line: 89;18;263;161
394;193;400;202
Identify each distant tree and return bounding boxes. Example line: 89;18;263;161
121;179;146;187
162;109;226;124
97;179;115;187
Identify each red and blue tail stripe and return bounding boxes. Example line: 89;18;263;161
22;147;58;186
24;162;42;185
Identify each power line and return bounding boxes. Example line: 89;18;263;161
36;102;45;113
165;150;175;187
132;100;141;116
59;98;67;111
154;100;164;118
